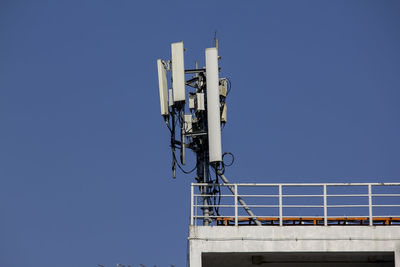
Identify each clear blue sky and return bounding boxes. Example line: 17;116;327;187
1;1;399;266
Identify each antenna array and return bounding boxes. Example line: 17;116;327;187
157;40;259;225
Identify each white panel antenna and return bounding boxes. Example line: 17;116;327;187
219;78;227;97
184;114;193;133
189;93;195;109
168;89;174;107
205;48;222;163
171;41;186;103
196;92;205;111
221;103;227;123
157;59;169;116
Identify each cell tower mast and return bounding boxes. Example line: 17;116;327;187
157;40;260;226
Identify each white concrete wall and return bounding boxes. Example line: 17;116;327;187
189;226;400;267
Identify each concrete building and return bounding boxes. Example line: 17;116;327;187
188;183;400;267
189;226;400;267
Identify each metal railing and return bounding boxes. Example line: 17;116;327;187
190;183;400;226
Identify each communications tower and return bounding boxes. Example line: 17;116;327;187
157;40;259;225
157;40;400;267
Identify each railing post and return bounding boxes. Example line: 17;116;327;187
323;184;327;226
190;183;194;226
195;189;198;226
234;184;238;226
279;185;283;226
368;184;373;226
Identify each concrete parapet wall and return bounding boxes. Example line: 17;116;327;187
189;226;400;267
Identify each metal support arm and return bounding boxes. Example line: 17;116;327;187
217;172;262;226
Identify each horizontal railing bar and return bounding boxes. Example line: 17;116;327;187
197;205;400;208
282;195;323;197
194;204;400;208
281;205;323;208
193;195;400;198
370;216;400;218
180;206;398;209
328;194;369;197
196;205;375;209
237;205;278;208
194;215;234;219
194;205;235;207
194;194;400;198
192;183;400;186
194;215;400;219
196;194;325;198
327;205;369;207
194;205;279;208
234;195;278;197
194;194;235;197
195;205;374;208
